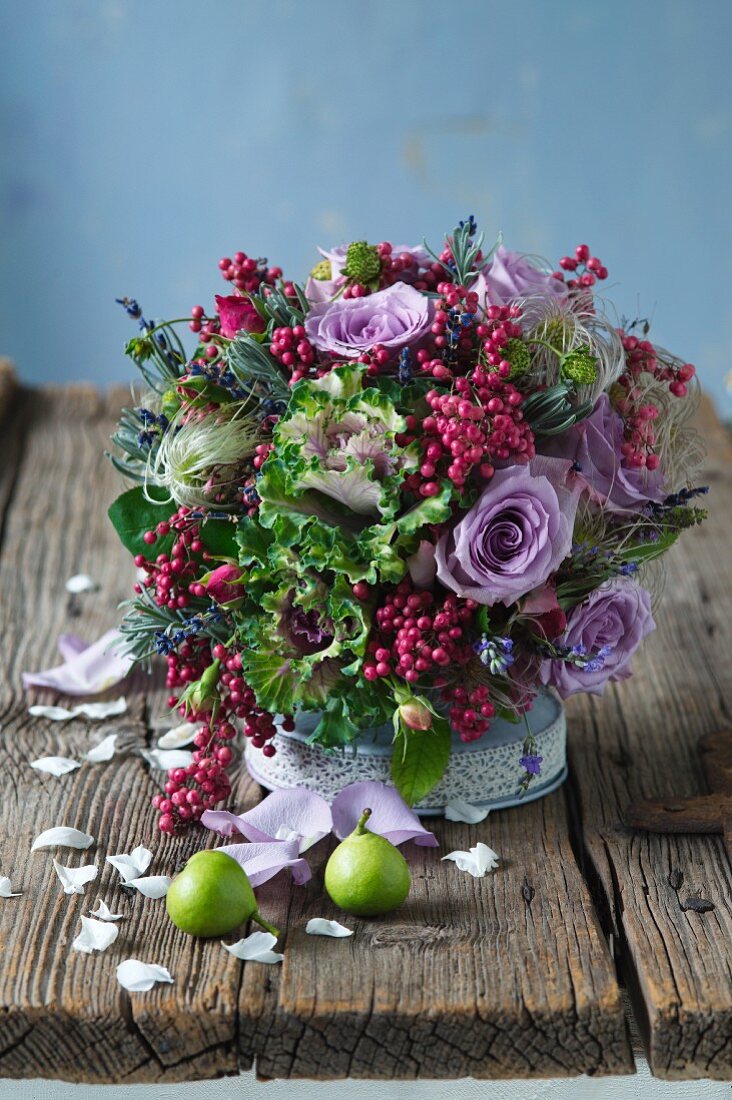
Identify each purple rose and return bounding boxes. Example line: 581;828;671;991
477;244;568;307
435;457;581;606
538;579;655;698
540;393;665;514
304;281;432;358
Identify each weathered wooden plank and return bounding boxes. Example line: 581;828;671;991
241;797;632;1080
0;388;244;1082
0;386;632;1082
567;396;732;1079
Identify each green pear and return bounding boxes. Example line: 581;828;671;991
324;808;411;917
165;849;279;938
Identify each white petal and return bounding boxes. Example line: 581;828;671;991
157;722;198;750
122;875;171;899
444;799;490;825
305;918;354;938
29;698;127;722
86;733;118;763
222;932;283;964
140;748;194;770
30;756;81;777
75;698;127;720
441;842;499;877
28;705;77;721
90;899;124;921
31;826;95;852
72;915;119;953
52;859;98;895
0;876;21;898
106;846;153;883
116;959;174;992
65;573;98;594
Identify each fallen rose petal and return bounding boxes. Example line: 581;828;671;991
106;846;153;883
305;918;354;938
53;859;99;895
28;698;127;721
72;915;119;954
122;876;171;899
218;840;312;888
206;788;332;852
31;826;95;852
157;721;198;750
444;799;490;825
200;809;247;838
86;733;118;763
116;959;174;992
331;781;438;847
222;932;283;964
140;748;194;770
65;574;98;594
30;756;81;777
57;634;89;662
23;630;132;695
90;899;124;921
442;842;499;877
0;876;21;898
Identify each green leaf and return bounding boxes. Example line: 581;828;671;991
395;480;453;535
616;529;679;565
108;485;174;558
309;695;361;748
199;517;240;558
390;715;452;806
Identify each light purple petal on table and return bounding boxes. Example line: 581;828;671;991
217;840;312;888
200;809;249;839
57;634;89;663
330;782;438;847
23;629;133;696
208;788;332;852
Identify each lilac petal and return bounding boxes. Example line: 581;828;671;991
217;788;332;852
200;809;249;839
217;840;312;887
23;629;133;696
57;634;89;662
331;782;439;847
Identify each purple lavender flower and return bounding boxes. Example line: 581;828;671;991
538;578;655;697
304;281;432;358
434;456;581;606
539;393;666;514
519;753;543;776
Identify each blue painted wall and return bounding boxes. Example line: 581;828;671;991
2;0;731;410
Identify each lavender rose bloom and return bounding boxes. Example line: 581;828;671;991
435;457;581;606
304;281;432;358
539;579;655;698
477;244;568;307
540;393;665;514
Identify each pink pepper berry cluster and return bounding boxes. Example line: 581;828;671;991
134;506;211;610
556;243;608;287
403;375;534;498
365;581;477;685
440;682;495;743
269;324;317;384
619;331;696;399
474;303;524;375
219;251;282;294
154;638;282;835
378;242;445;293
414;284;480;381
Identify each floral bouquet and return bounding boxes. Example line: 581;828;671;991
109;218;706;834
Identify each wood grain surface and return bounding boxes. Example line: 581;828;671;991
0;381;727;1083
